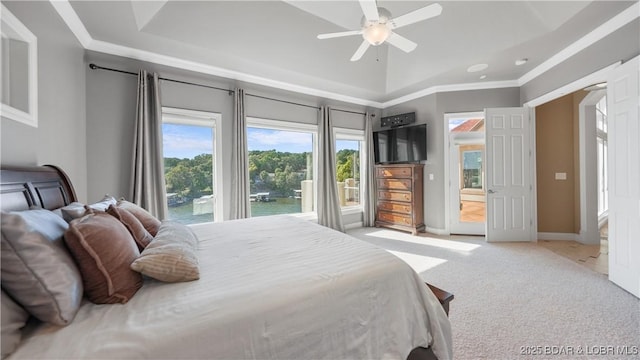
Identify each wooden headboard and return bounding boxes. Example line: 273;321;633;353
0;165;77;212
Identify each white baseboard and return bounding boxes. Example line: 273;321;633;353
537;232;579;241
424;226;449;236
577;230;601;245
344;222;363;231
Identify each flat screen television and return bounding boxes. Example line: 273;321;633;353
373;124;427;164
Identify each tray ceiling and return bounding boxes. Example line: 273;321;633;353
67;1;637;104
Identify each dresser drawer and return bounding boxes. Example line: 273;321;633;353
377;178;412;190
377;211;413;226
377;201;412;214
378;190;412;202
376;167;412;178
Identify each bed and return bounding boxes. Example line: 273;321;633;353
0;165;452;360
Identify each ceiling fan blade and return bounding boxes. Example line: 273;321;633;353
359;0;379;22
390;3;442;29
350;40;370;61
386;32;417;53
317;30;363;40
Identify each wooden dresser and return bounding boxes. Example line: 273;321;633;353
375;163;425;235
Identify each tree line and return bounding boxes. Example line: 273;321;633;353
164;149;359;199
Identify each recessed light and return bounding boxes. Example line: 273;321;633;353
467;63;488;73
515;58;528;66
479;75;487;80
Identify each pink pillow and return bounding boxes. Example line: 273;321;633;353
116;200;161;236
106;205;153;251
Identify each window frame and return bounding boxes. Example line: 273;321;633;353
334;127;365;214
161;106;224;223
246;117;319;217
595;96;608;217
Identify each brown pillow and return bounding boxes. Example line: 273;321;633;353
64;213;143;304
106;205;153;251
116;200;161;236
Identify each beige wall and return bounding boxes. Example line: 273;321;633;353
535;91;587;234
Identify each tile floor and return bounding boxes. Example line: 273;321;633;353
537;225;608;275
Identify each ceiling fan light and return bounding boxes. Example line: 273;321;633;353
363;23;390;45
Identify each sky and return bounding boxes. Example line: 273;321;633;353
448;118;467;130
163;124;358;159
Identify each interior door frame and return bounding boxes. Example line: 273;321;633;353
524;62;621;242
443;111;485;235
577;90;607;245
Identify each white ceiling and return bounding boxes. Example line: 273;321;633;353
66;0;637;105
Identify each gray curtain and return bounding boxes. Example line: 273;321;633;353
363;112;376;227
131;70;168;220
229;88;250;219
317;106;345;232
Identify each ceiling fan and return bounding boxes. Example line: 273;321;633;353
317;0;442;61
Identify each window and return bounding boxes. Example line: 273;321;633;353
335;129;364;209
461;147;483;190
247;118;317;217
162;107;223;225
596;95;608;216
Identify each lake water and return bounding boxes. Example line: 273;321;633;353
167;197;302;225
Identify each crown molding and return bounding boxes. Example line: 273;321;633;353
524;61;621;108
517;1;639;86
91;39;385;108
51;0;638;109
382;80;520;108
50;0;92;48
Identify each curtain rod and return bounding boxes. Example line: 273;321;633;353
89;63;233;95
331;108;370;116
89;63;371;116
245;93;320;111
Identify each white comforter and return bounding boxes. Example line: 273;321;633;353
10;216;452;360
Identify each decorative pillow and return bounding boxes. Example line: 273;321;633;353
0;210;83;325
64;212;143;304
1;290;29;358
106;205;153;251
88;195;117;212
116;200;161;236
131;221;200;283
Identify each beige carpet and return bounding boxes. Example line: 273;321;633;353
347;227;640;360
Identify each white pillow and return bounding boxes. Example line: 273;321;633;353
88;195;117;211
130;221;199;282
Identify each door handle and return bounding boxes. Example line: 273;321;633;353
487;189;497;194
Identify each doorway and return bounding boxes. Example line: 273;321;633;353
446;112;486;235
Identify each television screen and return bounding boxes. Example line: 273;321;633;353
374;124;427;164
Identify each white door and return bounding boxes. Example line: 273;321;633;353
607;56;639;298
485;107;533;242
